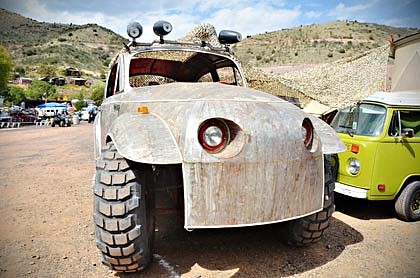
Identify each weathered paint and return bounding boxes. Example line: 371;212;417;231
183;150;323;228
95;44;344;228
309;115;346;154
96;83;329;227
108;113;182;164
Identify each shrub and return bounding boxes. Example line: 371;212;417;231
327;53;333;58
338;48;345;53
256;55;262;61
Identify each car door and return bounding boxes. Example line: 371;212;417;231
371;109;420;198
96;57;123;153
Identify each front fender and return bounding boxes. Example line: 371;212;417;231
309;115;346;154
108;113;183;164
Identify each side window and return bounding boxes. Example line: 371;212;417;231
401;110;420;137
105;63;119;98
388;110;420;137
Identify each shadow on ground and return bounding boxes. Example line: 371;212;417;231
118;211;363;277
335;194;396;220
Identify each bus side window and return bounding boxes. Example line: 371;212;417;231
400;110;420;137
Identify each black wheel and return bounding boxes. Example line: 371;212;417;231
93;142;155;272
283;154;337;245
395;181;420;221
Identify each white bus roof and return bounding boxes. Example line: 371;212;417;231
363;91;420;107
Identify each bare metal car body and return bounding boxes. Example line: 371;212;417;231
93;22;346;272
94;43;344;229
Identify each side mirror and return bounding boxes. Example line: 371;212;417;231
402;128;414;138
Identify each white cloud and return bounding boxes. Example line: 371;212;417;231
328;1;378;20
3;0;417;44
305;10;322;18
207;5;301;36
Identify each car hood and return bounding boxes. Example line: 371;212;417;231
121;82;285;103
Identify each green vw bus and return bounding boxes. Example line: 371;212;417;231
331;91;420;221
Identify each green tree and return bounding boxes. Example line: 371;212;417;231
37;64;57;77
26;80;57;100
7;86;25;104
90;81;104;105
74;100;86;111
74;90;87;111
0;45;13;92
15;67;25;77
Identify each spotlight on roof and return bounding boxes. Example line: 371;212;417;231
127;21;143;40
218;30;242;45
153;21;172;43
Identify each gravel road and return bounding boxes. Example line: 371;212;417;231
0;123;419;277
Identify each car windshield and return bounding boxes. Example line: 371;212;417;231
331;103;387;136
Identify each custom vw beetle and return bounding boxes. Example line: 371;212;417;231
93;21;345;272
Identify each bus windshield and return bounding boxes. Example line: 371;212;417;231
331;103;387;137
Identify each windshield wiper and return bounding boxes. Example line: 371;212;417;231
346;129;354;137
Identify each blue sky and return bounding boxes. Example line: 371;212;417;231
1;0;419;41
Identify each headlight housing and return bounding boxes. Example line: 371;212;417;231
301;118;314;150
198;119;230;153
348;158;361;175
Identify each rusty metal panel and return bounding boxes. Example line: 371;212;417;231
183;156;323;228
309;115;346;154
100;83;330;226
108;113;182;164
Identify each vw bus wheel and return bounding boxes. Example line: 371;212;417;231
395;181;420;222
283;154;337;245
93;142;155;272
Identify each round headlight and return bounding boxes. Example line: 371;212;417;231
204;126;223;147
348;158;360;175
198;119;229;153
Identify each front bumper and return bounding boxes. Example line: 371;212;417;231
183;158;324;229
335;182;367;199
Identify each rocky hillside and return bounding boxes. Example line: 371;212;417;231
232;20;418;67
1;9;418;108
0;8;125;78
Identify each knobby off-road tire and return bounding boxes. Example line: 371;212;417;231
395;181;420;221
283;154;338;245
93;142;155;272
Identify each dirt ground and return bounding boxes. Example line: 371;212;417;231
0;123;419;278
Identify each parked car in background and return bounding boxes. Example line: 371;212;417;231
81;105;97;121
51;113;72;127
332;91;420;221
19;112;37;123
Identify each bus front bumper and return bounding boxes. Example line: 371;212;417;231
335;182;367;199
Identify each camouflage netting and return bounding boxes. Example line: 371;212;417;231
178;24;312;105
277;45;390;109
179;23;390;109
179;23;222;48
